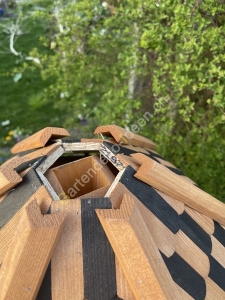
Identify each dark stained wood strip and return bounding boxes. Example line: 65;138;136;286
213;221;225;247
81;198;117;300
119;166;180;234
208;255;225;291
36;263;52;300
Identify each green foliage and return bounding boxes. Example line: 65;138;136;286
0;0;224;200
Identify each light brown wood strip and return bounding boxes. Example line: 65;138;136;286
175;230;210;278
96;193;181;300
11;127;69;154
94;124;156;150
115;258;135;300
211;235;225;268
155;189;184;215
117;154;140;171
132;153;225;226
0;186;52;264
205;277;225;300
185;206;214;234
108;183;176;257
0;156;27;196
51;199;84;300
22;143;61;161
0;200;66;300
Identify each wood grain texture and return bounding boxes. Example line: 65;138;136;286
11;127;69;154
185;206;214;234
21;143;61;161
155;189;184;215
115;258;135;300
0;156;27;196
94;124;156;150
205;277;225;300
45;169;64;198
117;154;140;171
175;230;210;278
96;193;181;300
62;142;101;152
51;199;84;300
0;200;66;300
36;145;64;174
0;185;52;265
108;183;176;257
132;153;225;226
211;235;225;268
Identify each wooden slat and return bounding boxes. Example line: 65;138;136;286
0;200;66;300
36;145;64;174
22;143;61;161
115;258;135;300
94;125;156;150
117;154;140;171
108;183;176;257
62;142;101;152
211;235;225;268
11;127;69;154
96;193;181;300
0;185;52;264
175;230;210;278
132;153;225;226
185;206;214;234
205;277;225;300
0;156;27;196
51;199;84;300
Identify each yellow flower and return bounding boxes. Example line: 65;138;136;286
8;131;14;136
5;136;12;141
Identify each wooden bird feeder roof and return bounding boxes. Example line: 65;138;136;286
0;124;225;300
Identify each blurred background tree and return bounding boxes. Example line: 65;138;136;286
0;0;224;200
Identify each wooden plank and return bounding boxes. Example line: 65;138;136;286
96;193;181;300
0;185;52;264
117;154;140;171
0;200;66;300
51;199;84;300
211;235;225;268
0;156;27;196
205;277;225;300
185;206;214;234
21;143;61;161
94;124;156;150
62;142;101;152
100;143;125;170
82;198;117;300
11;127;69;154
132;153;225;226
115;258;135;300
36;145;64;174
175;230;209;278
107;182;176;257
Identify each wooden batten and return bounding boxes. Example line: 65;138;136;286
132;153;225;226
205;277;225;300
45;169;64;198
99;143;125;171
22;143;61;161
51;199;84;300
107;183;176;257
96;193;181;300
94;124;156;150
62;142;101;152
115;258;135;300
211;235;225;268
185;206;214;234
0;200;66;300
0;156;27;196
0;185;52;264
36;145;64;174
52;155;114;199
117;154;140;171
11;127;69;154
